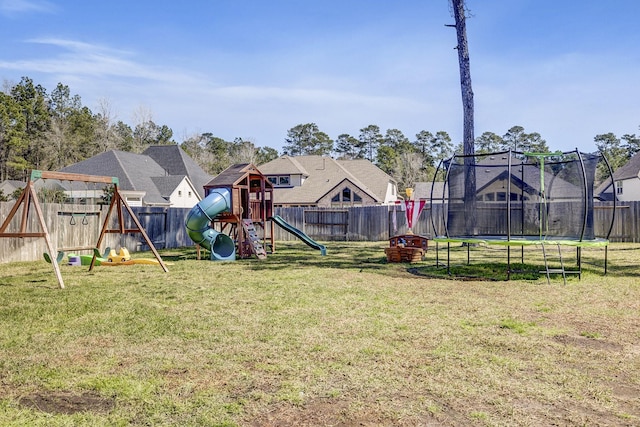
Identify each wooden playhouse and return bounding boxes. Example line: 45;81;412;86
202;163;274;259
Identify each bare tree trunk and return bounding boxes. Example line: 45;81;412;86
451;0;477;235
451;0;474;155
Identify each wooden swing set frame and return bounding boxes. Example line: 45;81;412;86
0;170;168;289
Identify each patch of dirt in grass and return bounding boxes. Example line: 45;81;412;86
246;397;465;427
247;399;348;427
18;390;115;415
552;334;624;352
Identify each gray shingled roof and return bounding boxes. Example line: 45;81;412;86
151;175;188;198
594;152;640;199
0;179;26;195
60;150;170;205
258;156;309;176
609;152;640;181
58;146;213;206
143;145;212;198
413;181;445;200
258;155;393;205
447;154;582;196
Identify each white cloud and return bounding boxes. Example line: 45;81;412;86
0;0;54;15
0;36;442;149
3;31;636;153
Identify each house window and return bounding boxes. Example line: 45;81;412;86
616;180;623;195
331;193;341;208
279;176;290;186
188;191;192;197
178;190;182;197
268;175;292;187
332;187;363;207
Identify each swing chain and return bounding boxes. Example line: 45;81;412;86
68;180;76;225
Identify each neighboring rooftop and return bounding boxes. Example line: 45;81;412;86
258;155;396;206
143;145;212;198
59;146;213;206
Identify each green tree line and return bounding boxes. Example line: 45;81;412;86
1;76;638;197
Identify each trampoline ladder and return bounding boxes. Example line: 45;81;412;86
541;243;567;285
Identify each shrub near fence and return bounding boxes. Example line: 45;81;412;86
0;201;628;263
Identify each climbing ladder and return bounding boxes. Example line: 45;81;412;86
541;243;567;285
540;243;584;285
242;219;267;260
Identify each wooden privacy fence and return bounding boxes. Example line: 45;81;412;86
0;202;192;264
0;201;632;263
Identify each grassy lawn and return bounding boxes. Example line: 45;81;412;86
0;241;638;426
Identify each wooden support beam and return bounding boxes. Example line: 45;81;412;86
31;170;118;185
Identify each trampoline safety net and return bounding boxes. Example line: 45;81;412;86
438;150;602;241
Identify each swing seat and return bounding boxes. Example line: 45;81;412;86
43;251;65;264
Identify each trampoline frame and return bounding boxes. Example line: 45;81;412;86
430;149;615;279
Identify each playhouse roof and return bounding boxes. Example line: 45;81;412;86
204;163;272;189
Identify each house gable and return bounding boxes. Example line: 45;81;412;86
595;152;640;201
317;178;377;207
151;175;201;208
169;177;200;208
475;170;538;202
143;145;213;199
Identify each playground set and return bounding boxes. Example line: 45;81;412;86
2;152;613;287
0;170;168;288
185;163;326;261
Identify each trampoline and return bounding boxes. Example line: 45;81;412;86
430;149;615;282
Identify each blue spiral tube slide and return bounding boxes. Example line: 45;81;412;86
185;188;236;261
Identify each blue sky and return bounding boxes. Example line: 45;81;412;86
1;0;639;154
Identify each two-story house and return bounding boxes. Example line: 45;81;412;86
258;155;398;207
